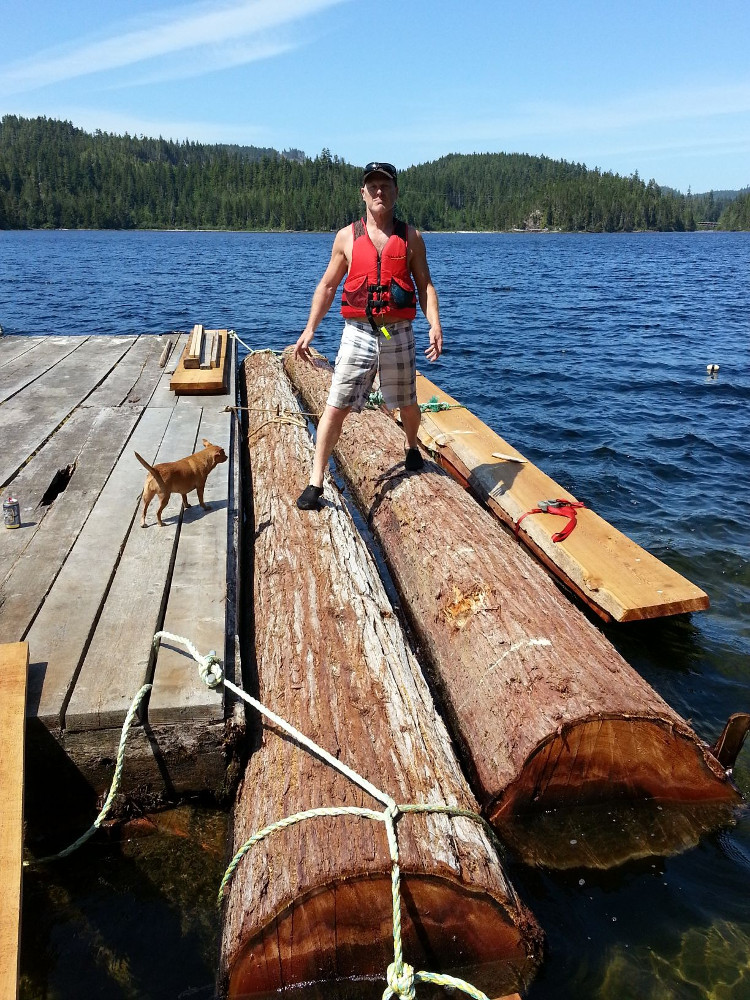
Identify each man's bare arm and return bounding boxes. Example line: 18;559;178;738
294;228;350;361
408;228;443;361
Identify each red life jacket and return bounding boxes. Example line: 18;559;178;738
340;218;417;323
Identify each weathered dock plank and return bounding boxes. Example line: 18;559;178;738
65;406;203;732
0;336;136;489
0;642;27;1000
82;335;171;410
0;407;143;644
26;405;175;734
0;335;87;405
0;335;45;367
0;405;116;585
148;404;233;724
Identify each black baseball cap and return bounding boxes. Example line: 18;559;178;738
362;161;398;184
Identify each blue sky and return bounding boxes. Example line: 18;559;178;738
2;0;749;194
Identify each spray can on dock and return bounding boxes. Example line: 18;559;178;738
3;495;20;529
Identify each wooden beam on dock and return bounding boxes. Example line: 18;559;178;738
169;330;229;394
0;642;28;1000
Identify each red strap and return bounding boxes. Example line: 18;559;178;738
515;499;586;543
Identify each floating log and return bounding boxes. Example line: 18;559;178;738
414;373;709;623
220;353;542;999
284;354;742;868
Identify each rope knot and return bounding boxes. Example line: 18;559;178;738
384;962;416;1000
199;651;223;688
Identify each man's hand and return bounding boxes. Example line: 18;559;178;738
424;326;443;362
294;329;315;362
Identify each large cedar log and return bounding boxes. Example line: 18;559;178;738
284;353;741;868
219;353;542;999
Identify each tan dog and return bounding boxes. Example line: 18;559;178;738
135;439;227;527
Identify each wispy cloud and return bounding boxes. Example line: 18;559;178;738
390;79;750;149
0;0;346;94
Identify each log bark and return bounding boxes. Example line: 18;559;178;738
219;353;542;999
284;353;741;869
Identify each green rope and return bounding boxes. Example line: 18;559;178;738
419;394;464;413
154;631;493;1000
24;683;153;866
366;391;464;413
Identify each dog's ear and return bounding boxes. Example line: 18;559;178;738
202;438;210;448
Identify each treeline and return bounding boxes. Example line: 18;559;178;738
717;190;750;230
0;115;747;232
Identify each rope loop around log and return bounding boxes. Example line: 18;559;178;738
161;633;495;1000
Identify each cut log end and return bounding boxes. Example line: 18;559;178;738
226;874;540;1000
489;716;742;867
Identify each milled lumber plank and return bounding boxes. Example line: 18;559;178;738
414;373;709;622
148;404;234;724
285;353;741;869
0;642;27;1000
0;407;142;644
82;335;169;409
0;406;114;588
25;405;175;735
0;336;87;405
220;354;542;1000
0;336;136;489
65;406;202;733
170;330;229;394
184;324;204;369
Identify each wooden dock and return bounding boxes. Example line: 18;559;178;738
0;333;244;829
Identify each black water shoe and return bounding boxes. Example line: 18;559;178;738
404;448;424;472
296;484;324;510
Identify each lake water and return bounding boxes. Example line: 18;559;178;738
1;230;749;999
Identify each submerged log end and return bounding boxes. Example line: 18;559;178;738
225;873;541;1000
489;716;742;868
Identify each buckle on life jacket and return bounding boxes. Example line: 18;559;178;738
515;498;586;543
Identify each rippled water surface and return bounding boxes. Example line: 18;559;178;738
2;230;749;999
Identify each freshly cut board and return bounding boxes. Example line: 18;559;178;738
170;328;229;394
414;373;709;623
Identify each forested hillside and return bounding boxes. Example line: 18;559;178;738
716;190;750;230
0;115;746;232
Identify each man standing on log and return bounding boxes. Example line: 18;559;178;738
293;161;444;510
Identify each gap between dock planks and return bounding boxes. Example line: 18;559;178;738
0;642;28;1000
0;336;136;490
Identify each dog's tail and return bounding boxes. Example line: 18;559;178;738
135;451;167;492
